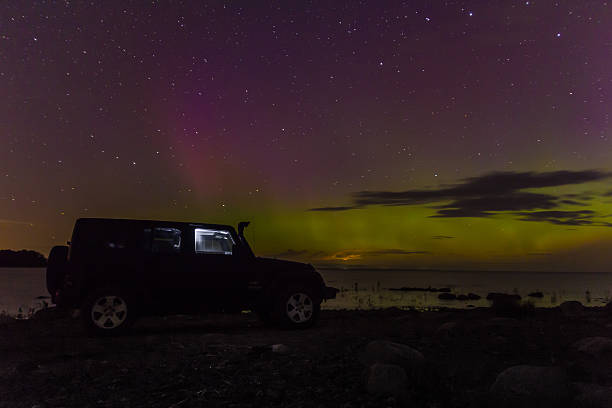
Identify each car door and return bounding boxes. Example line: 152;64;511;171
187;227;249;311
143;224;191;313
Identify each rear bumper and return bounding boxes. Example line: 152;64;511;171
322;286;339;300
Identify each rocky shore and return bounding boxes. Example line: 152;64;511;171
2;302;612;407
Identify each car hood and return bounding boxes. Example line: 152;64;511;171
254;257;326;293
255;257;313;271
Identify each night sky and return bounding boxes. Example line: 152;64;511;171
2;1;612;271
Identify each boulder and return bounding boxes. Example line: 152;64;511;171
490;365;571;407
365;363;408;400
574;382;612;408
573;337;612;357
438;293;456;300
488;294;520;315
570;337;612;385
560;300;584;317
360;340;425;376
483;317;522;335
467;293;481;300
457;294;469;301
486;317;521;327
436;321;460;337
271;344;290;354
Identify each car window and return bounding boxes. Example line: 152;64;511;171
73;223;133;250
151;227;181;253
194;228;234;255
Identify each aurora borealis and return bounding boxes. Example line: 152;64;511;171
1;1;612;271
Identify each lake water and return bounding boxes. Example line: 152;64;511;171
321;268;612;310
2;267;612;317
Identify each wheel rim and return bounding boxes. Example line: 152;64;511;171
91;295;128;329
285;292;313;323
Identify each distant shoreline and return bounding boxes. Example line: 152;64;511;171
316;266;612;274
0;265;47;269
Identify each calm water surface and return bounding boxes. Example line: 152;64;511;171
322;268;612;310
2;267;612;317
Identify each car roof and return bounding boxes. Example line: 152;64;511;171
75;217;236;232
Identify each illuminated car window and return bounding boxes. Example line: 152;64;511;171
195;228;234;255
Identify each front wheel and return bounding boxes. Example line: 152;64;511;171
273;286;320;329
82;288;135;336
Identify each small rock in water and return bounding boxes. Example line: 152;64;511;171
467;293;481;300
438;293;456;300
359;340;425;376
490;365;570;406
365;363;408;400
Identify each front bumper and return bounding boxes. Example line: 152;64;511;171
322;286;339;300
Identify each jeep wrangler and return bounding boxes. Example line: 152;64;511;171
47;218;338;335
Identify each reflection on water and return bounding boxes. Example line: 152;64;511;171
1;267;612;317
0;268;51;318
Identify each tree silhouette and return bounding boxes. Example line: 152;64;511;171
0;250;47;267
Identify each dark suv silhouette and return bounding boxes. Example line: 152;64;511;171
47;218;338;334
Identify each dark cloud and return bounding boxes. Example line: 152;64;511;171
274;249;328;258
351;170;609;207
432;235;455;239
430;192;558;218
306;206;358;212
431;209;495;218
359;249;429;256
564;193;594;200
558;199;587;206
515;210;612;226
308;170;612;227
272;248;428;261
330;249;429;259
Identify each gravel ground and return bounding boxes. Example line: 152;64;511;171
2;306;612;407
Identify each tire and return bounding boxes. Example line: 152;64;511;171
272;285;320;329
46;245;68;297
82;288;136;336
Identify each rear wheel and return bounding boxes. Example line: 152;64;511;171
82;288;135;336
273;286;320;329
